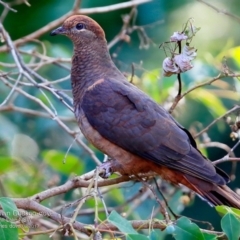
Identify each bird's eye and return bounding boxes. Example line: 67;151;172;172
76;23;85;30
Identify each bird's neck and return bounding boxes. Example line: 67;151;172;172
71;40;123;105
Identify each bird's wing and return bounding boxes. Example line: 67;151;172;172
81;79;227;185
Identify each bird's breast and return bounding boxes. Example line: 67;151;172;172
76;108;160;175
77;107;130;159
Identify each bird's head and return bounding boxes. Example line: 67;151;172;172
50;15;106;45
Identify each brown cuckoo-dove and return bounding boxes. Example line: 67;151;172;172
51;15;240;208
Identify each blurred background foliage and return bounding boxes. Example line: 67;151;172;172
0;0;240;239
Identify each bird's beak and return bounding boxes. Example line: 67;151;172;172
50;26;66;36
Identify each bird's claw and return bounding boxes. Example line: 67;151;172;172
98;161;114;179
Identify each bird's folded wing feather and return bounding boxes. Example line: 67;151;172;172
81;79;227;185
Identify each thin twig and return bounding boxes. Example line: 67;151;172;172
0;104;74;121
0;0;17;12
0;0;152;53
200;142;235;157
1;77;101;165
153;178;178;219
213;157;240;165
195;105;240;138
140;179;170;223
197;0;240;23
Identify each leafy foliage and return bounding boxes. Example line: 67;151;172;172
221;213;240;240
108;211;149;239
0;198;18;240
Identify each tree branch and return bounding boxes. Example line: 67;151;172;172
0;0;152;53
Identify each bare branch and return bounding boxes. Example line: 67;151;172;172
200;142;235;157
0;104;75;121
73;0;82;13
0;0;152;53
0;0;17;12
213;157;240;165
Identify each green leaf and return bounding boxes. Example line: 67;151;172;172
0;219;18;240
215;205;230;216
108;210;137;234
226;46;240;66
216;205;240;218
221;213;240;240
0;198;18;220
202;232;217;240
42;150;84;175
0;157;12;174
172;217;205;240
127;234;149;240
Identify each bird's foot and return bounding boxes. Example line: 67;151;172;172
98;161;114;179
98;159;121;179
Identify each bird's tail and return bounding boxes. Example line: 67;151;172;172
183;174;240;209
